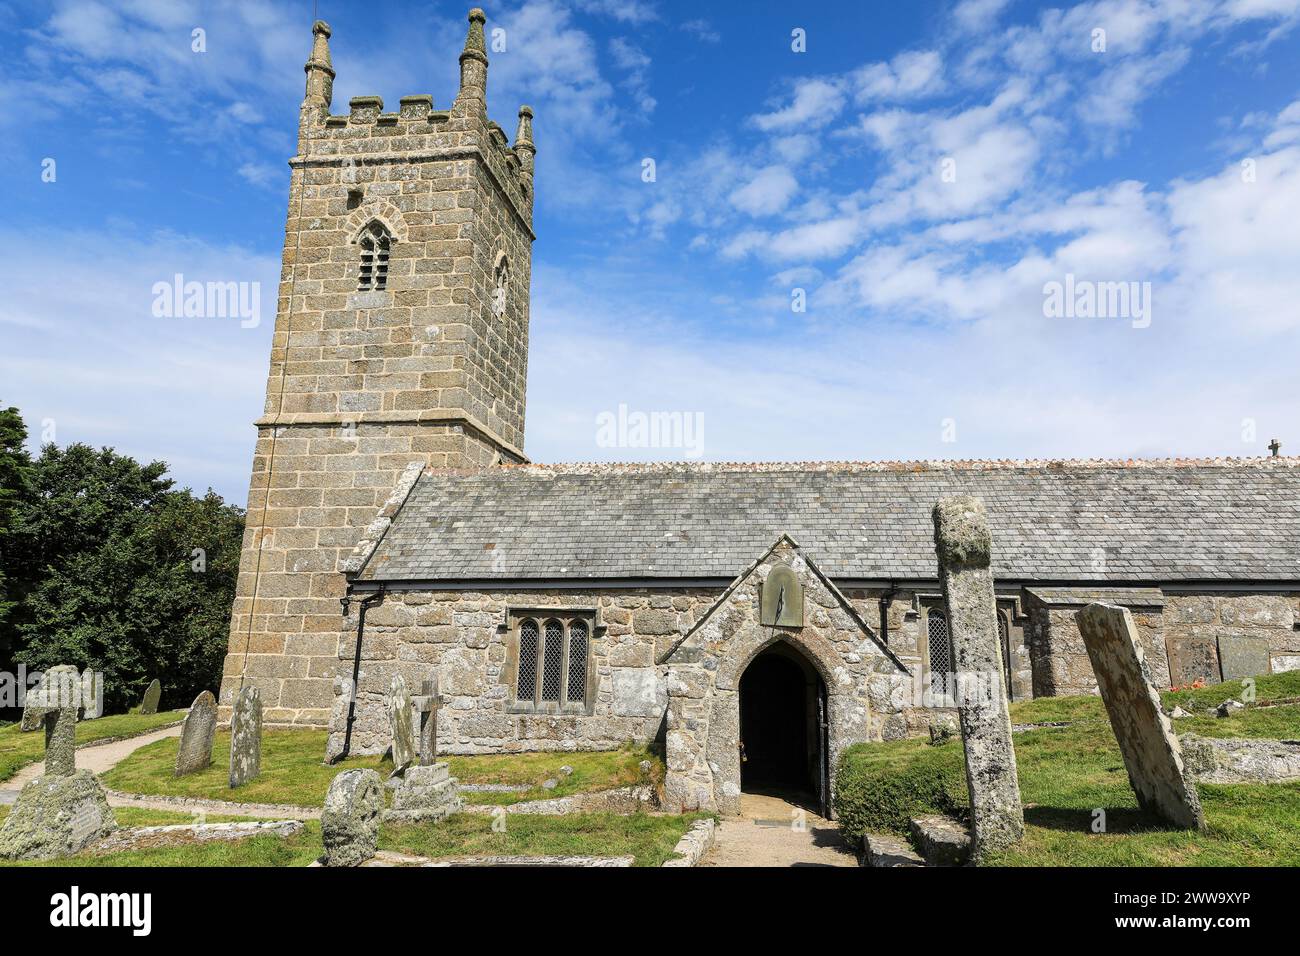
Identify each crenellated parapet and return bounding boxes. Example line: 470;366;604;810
295;9;534;229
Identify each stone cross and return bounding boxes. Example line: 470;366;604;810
175;690;218;777
412;678;440;767
139;679;161;715
20;665;81;778
385;674;416;775
1076;603;1204;829
228;685;263;788
932;495;1024;861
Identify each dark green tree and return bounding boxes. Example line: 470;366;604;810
0;406;33;666
10;442;243;712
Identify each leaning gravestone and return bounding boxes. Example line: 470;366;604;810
385;674;416;775
1077;603;1204;829
139;679;161;715
0;664;116;861
228;685;262;788
321;769;382;867
932;496;1024;861
175;690;218;777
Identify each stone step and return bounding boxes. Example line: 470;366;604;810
862;832;924;867
908;814;971;867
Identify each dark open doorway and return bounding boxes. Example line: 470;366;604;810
739;642;828;814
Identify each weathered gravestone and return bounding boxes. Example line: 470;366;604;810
79;668;103;720
321;769;382;867
1077;603;1204;830
386;674;416;775
228;685;262;788
413;678;440;766
1166;635;1219;687
932;495;1024;861
175;690;218;777
0;664;116;861
385;763;463;824
1217;635;1271;683
139;679;161;715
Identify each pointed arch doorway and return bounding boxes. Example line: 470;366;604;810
738;641;830;816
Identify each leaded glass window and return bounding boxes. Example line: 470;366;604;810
509;611;594;710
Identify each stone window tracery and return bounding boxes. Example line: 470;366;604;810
508;610;594;713
358;221;391;292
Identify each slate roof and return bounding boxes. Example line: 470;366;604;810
354;458;1300;584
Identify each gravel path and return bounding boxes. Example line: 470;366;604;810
0;725;183;804
700;793;858;868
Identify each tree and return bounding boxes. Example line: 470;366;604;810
0;406;33;663
9;441;243;713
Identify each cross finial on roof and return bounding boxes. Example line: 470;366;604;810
1269;438;1281;457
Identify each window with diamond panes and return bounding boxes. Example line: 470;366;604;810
510;612;594;710
927;608;952;699
358;221;391;292
516;619;539;701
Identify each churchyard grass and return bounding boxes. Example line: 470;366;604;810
103;728;663;808
836;671;1300;866
0;709;186;783
4;812;706;867
0;804;253;829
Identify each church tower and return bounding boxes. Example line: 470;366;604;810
218;9;535;725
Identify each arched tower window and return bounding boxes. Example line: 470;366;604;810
358;221;392;291
492;253;510;317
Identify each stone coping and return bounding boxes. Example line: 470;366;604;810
661;818;716;867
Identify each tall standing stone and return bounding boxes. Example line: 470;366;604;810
139;679;161;715
321;769;382;867
1077;603;1204;829
228;685;263;788
386;675;416;774
932;495;1024;861
175;690;218;777
22;665;81;778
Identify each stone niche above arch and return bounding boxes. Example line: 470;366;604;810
660;535;916;816
343;199;411;246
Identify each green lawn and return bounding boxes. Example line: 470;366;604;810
0;710;186;783
836;670;1300;866
102;729;662;809
4;812;705;867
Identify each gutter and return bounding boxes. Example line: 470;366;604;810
334;583;387;763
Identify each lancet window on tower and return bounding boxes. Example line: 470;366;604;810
357;221;392;292
492;254;510;317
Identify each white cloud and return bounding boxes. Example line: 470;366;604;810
729;166;799;216
751;79;847;132
853;50;944;101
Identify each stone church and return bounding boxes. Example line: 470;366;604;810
220;10;1300;814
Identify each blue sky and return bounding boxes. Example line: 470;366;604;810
2;0;1299;505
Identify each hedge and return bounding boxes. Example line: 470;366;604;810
833;737;970;842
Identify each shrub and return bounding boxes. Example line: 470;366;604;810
833;738;969;842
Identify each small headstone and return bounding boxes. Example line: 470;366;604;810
79;669;103;720
175;690;218;777
228;685;262;788
559;765;573;776
1170;705;1191;719
0;770;116;861
931;496;1024;861
542;778;558;790
1217;635;1271;682
322;769;382;866
1215;699;1245;718
1167;636;1219;687
22;665;81;778
1077;603;1204;830
139;679;161;715
385;674;416;775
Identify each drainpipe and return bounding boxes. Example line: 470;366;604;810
336;584;386;762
